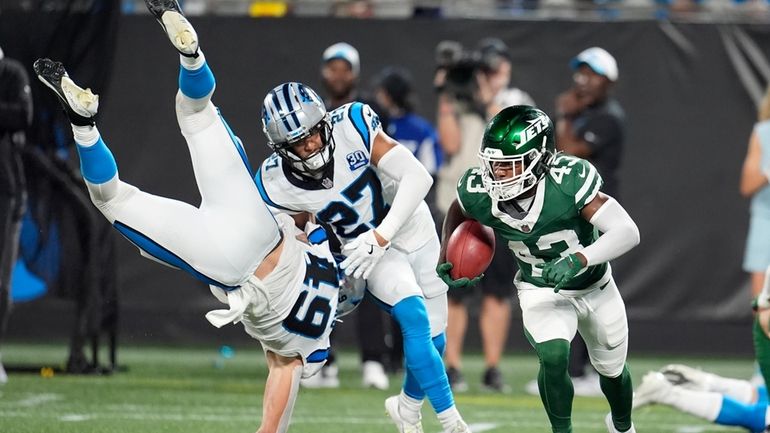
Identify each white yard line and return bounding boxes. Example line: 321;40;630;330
11;393;61;407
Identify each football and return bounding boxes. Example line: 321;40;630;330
446;220;496;280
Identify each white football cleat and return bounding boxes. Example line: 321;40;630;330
362;360;389;390
145;0;199;57
659;364;709;391
605;413;636;433
385;395;423;433
633;371;672;409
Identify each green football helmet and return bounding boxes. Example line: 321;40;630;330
477;105;555;201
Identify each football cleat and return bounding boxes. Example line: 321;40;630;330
571;372;604;398
604;413;636;433
633;371;672;409
659;364;709;391
33;58;98;126
385;395;423;433
145;0;199;57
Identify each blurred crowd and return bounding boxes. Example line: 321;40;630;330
116;0;770;20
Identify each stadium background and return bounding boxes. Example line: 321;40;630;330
0;2;768;358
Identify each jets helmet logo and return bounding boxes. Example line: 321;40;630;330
516;114;549;149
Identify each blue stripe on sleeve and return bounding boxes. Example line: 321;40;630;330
113;221;239;291
254;167;293;212
348;102;370;151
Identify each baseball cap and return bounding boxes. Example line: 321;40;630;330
477;37;510;61
322;42;360;76
571;47;618;82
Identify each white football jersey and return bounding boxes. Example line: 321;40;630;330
256;102;435;254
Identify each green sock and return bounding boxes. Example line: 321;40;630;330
753;317;770;386
599;365;633;432
530;336;573;433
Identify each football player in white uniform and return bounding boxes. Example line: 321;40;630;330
257;83;469;433
33;2;345;432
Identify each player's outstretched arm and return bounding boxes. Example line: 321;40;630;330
340;131;432;279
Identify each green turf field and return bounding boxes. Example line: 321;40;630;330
0;343;756;433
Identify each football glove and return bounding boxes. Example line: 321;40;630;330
436;262;483;290
540;254;584;293
340;230;389;280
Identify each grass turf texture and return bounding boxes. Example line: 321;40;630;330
0;343;756;433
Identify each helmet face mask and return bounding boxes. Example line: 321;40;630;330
262;82;335;178
477;105;555;201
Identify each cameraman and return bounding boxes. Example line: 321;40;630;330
434;38;533;392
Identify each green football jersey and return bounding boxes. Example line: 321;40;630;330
456;154;606;290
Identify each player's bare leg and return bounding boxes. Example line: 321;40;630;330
480;294;510;391
259;352;303;433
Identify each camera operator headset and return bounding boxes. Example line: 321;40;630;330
433;38;534;392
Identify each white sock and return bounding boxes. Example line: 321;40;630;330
72;125;100;147
398;390;422;424
436;405;462;431
704;373;756;404
180;50;205;70
661;387;722;421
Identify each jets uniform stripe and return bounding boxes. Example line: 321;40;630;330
255;167;294;212
218;112;254;176
348;102;370;151
270;89;294;131
281;84;301;129
575;163;598;206
113;221;240;291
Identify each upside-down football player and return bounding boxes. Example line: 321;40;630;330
438;105;640;433
633;263;770;433
32;1;361;432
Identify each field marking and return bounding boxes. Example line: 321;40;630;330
11;393;61;407
0;410;739;431
60;414;93;422
468;422;499;432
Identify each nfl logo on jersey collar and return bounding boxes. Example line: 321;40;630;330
346;150;368;171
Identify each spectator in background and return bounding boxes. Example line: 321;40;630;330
0;45;33;384
434;37;533;392
741;85;770;299
303;41;392;391
373;66;443;221
528;46;625;397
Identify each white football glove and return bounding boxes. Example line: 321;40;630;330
340;230;390;279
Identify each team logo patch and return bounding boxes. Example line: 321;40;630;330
346;150;368;171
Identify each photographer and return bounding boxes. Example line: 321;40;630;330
434;38;533;392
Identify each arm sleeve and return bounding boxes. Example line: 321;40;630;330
577;197;640;266
0;61;33;131
757;266;770;309
374;144;433;241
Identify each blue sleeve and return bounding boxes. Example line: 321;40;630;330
756;121;770;171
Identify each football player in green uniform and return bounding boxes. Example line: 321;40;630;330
438;105;640;433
